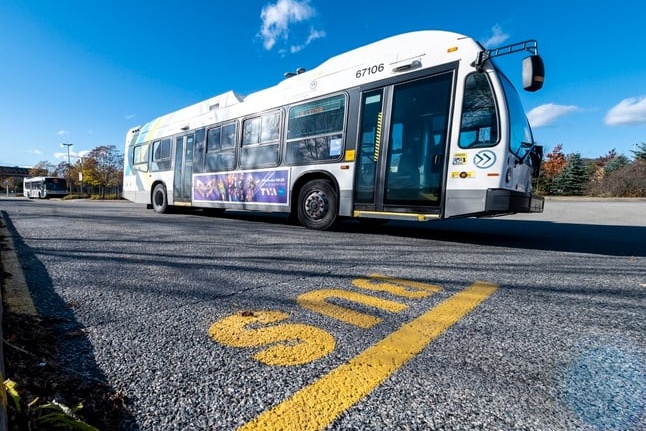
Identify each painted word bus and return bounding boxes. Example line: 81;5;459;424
23;176;68;199
123;30;545;230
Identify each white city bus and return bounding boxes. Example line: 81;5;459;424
123;30;545;230
23;176;68;199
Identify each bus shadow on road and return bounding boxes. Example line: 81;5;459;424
201;209;646;257
368;218;646;258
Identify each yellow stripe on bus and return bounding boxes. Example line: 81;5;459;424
237;281;498;431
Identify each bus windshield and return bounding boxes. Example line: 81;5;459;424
45;178;67;191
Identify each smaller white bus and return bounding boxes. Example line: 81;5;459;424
23;177;68;199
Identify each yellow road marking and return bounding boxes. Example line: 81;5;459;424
297;289;408;329
208;311;335;366
238;281;498;431
353;273;442;298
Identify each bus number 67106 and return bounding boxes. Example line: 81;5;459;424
355;63;384;78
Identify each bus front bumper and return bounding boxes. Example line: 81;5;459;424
485;189;544;214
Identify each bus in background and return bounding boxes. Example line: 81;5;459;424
123;30;545;230
23;177;68;199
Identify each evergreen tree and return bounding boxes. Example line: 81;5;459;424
604;154;630;174
632;142;646;160
552;153;588;195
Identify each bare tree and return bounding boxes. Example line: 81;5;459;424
1;177;19;195
29;161;55;177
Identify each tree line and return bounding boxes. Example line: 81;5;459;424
536;142;646;197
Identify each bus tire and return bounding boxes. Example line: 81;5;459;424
297;179;338;230
152;184;168;214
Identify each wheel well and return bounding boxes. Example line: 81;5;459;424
290;172;339;210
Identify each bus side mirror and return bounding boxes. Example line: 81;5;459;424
522;55;544;92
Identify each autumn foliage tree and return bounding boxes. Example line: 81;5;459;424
82;145;123;198
536;142;646;197
536;144;567;194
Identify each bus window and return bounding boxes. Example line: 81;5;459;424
151;139;172;171
286;94;346;164
222;124;236;148
206;123;237;172
192;128;206;174
240;111;281;169
132;144;150;172
459;73;499;149
355;90;383;204
261;112;281;142
207;127;222;152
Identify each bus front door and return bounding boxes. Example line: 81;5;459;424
354;71;453;215
174;134;194;203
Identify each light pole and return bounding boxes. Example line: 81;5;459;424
61;143;73;192
79;156;84;195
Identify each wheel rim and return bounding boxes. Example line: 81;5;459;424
153;189;164;208
304;189;329;220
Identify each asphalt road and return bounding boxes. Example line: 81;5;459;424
1;197;645;430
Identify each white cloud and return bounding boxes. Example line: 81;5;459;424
527;103;580;128
57;130;69;137
259;0;324;53
54;152;69;161
482;24;509;48
290;28;326;53
604;96;646;126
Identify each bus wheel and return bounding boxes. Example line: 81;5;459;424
152;184;168;214
297;179;338;230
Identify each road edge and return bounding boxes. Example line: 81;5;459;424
0;211;38;431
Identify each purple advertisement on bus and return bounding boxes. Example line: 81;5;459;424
193;169;289;205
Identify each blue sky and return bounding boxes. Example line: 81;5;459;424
1;0;645;168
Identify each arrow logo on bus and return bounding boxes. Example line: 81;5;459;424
474;150;496;169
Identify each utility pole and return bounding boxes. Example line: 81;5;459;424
61;143;73;192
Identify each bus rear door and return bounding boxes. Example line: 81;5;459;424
174;133;195;203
